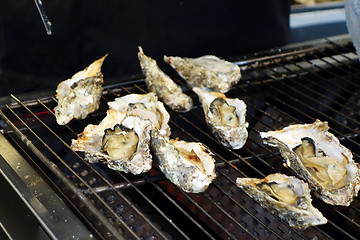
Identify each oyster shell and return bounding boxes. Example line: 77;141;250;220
71;110;153;174
151;129;216;193
260;119;360;206
54;55;107;125
236;173;327;229
164;55;241;93
108;92;171;137
193;87;248;149
137;47;193;112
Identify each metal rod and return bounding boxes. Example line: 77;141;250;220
34;0;52;35
0;107;128;240
1;35;360;239
246;65;360;155
38;99;176;240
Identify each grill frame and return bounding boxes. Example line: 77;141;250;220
0;34;360;239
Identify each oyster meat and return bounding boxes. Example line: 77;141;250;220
151;129;216;193
164;55;241;93
71;109;153;175
54;55;107;125
193;87;248;149
236;173;327;229
260;119;360;206
108;92;171;137
137;47;193;112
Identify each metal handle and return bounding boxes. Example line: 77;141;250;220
34;0;52;35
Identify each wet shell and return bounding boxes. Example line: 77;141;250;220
193;87;248;149
54;55;107;125
260;119;360;206
151;129;216;193
138;47;193;112
164;55;241;93
71;110;153;175
236;173;327;229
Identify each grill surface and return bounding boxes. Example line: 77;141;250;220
1;35;360;239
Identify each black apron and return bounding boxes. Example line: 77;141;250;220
0;0;291;96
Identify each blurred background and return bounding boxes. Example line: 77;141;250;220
0;0;348;96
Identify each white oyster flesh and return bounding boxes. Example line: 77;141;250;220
71;110;153;175
108;92;171;137
164;55;241;93
137;47;193;112
54;55;107;125
260;119;360;206
151;129;216;193
193;87;248;149
236;173;327;229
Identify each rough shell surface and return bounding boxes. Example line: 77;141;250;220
71;110;153;174
137;47;193;112
108;92;171;137
260;119;360;206
236;173;327;229
151;129;216;193
193;87;248;149
164;55;241;93
54;55;107;125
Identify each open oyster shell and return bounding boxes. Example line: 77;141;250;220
236;173;327;229
54;55;107;125
260;119;360;206
151;129;216;193
164;55;241;93
193;87;248;149
137;47;193;112
108;92;171;137
71;110;153;175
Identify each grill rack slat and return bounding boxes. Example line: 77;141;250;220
46;98;194;240
1;35;360;239
7;96;173;239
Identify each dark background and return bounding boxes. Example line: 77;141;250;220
0;0;291;96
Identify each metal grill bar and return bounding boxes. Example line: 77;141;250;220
0;106;129;240
93;81;304;239
169;118;291;239
244;71;360;154
95;91;232;239
238;41;360;239
9;96;176;240
165;106;313;239
123;85;257;239
242;74;360;234
1;35;360;239
44;100;194;239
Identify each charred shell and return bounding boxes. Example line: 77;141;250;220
236;173;327;229
71;111;152;175
138;47;193;112
54;55;107;125
193;87;248;149
164;55;241;93
151;129;216;193
260;119;360;206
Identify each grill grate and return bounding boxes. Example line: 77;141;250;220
1;35;360;239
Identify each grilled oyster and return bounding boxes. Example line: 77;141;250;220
193;87;248;149
151;129;216;193
54;55;107;125
137;47;193;112
260;120;360;206
71;110;153;174
164;55;241;93
108;92;171;137
236;173;327;229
